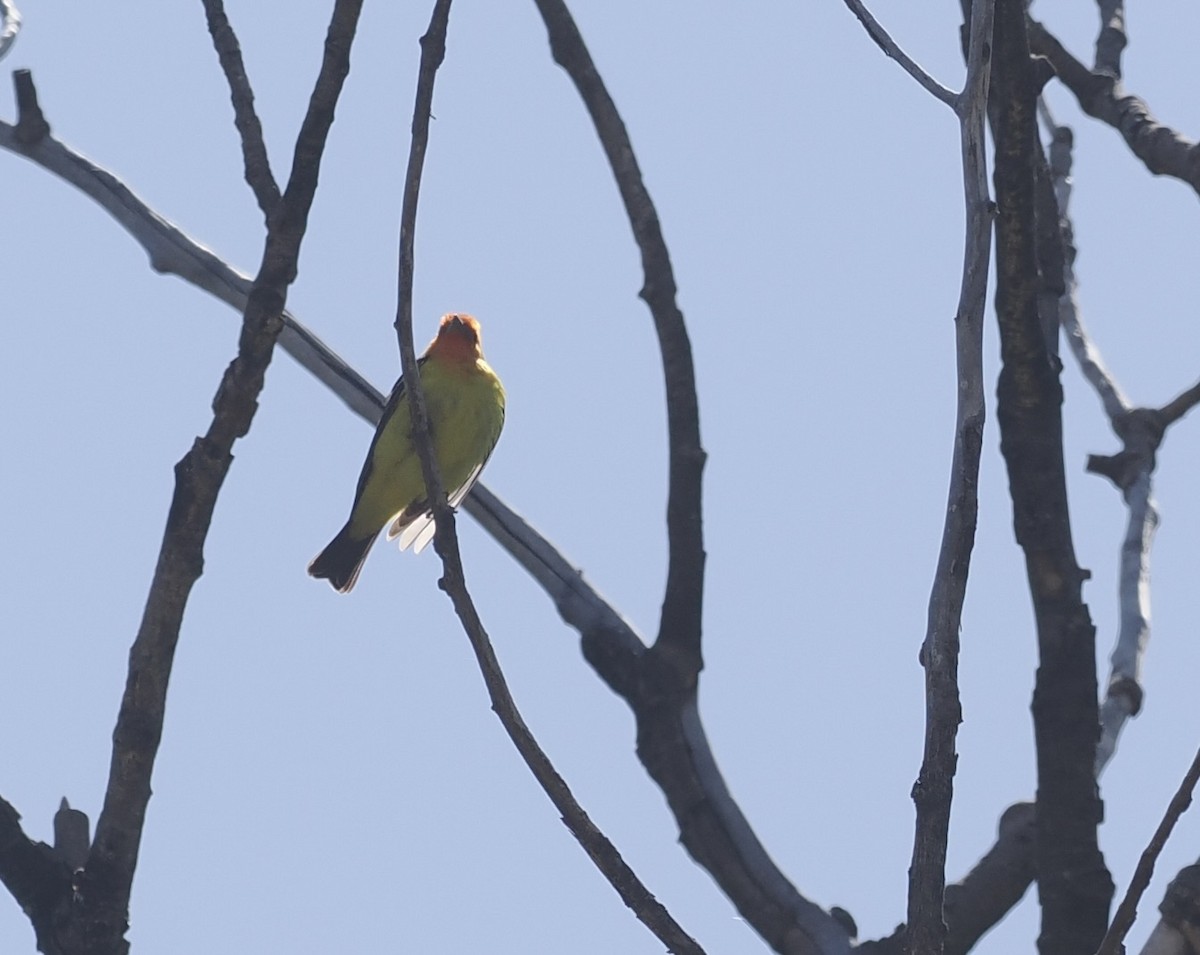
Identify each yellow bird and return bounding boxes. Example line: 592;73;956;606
309;313;506;592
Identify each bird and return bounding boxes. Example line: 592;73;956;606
308;313;506;593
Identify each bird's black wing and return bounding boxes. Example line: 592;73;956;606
348;355;429;511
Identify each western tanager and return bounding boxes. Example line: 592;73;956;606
308;313;506;592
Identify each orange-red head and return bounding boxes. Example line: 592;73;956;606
425;313;483;363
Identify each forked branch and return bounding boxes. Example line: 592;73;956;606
0;5;366;953
842;2;994;951
1029;19;1200;197
390;4;704;953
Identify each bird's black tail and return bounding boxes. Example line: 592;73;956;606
308;524;376;594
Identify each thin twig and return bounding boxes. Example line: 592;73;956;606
78;6;363;953
1096;747;1200;955
201;0;282;219
840;9;1002;949
1096;467;1156;757
1158;378;1200;428
906;2;993;952
393;0;449;504
1044;120;1131;421
840;0;957;107
391;4;705;953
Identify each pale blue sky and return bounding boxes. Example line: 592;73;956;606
3;3;1198;953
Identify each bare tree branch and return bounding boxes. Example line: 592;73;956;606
863;802;1038;955
1093;0;1127;78
1039;113;1200;782
1098;461;1157;766
201;0;282;219
393;0;449;381
388;5;704;952
393;0;450;511
0;113;381;422
65;6;363;952
1098;747;1200;955
1041;120;1131;421
527;4;860;953
1011;91;1200;954
1158;379;1200;428
467;481;855;955
906;1;994;952
990;1;1113;951
52;800;89;873
839;0;957;106
532;0;706;673
11;68;48;143
1041;112;1147;773
1029;20;1200;197
836;9;999;949
0;796;73;955
944;803;1037;955
461;489;855;955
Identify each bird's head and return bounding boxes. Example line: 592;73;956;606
428;313;483;362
